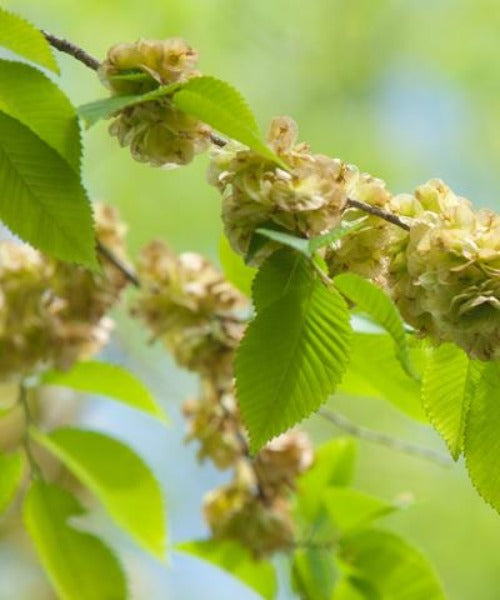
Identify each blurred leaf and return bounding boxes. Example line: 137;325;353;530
24;481;127;600
236;250;351;453
0;450;25;514
31;427;166;559
308;218;368;254
0;8;58;73
0;60;80;172
172;76;286;167
0;111;96;267
219;234;255;297
177;539;276;600
42;361;167;422
340;333;425;421
334;273;417;379
464;361;500;515
422;344;483;460
339;529;445;599
332;577;367;600
292;547;338;600
256;227;310;256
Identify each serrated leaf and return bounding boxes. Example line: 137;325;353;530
464;361;500;515
172;76;286;167
78;81;180;128
0;8;58;73
236;250;351;453
308;218;368;254
219;234;255;297
31;427;166;559
0;111;96;267
0;59;80;172
292;547;338;600
0;450;25;514
42;361;167;422
177;539;276;600
339;529;445;599
340;333;425;421
422;344;482;460
23;481;127;600
334;273;417;379
256;227;311;256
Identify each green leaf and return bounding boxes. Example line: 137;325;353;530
322;488;396;534
0;8;58;73
334;273;417;379
422;344;482;460
339;333;425;421
177;539;276;600
308;218;368;254
0;59;80;172
464;361;500;515
339;529;445;599
23;481;127;600
0;450;25;514
42;361;167;422
172;76;286;167
31;427;166;559
296;438;357;522
236;250;352;453
0;111;96;267
292;547;338;600
78;82;180;128
255;228;310;257
219;234;256;298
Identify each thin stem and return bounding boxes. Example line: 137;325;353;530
319;408;452;467
346;198;411;231
18;383;44;480
97;241;140;287
42;31;100;70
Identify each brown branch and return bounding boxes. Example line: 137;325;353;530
319;408;452;467
43;31;100;71
97;241;140;288
346;198;411;231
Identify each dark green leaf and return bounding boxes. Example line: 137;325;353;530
23;481;127;600
177;539;276;600
255;228;310;256
0;112;96;267
31;427;166;559
219;234;255;298
0;8;58;73
0;450;25;513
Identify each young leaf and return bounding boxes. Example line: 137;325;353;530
0;8;58;73
255;228;310;257
30;427;166;559
219;234;256;298
177;539;276;600
0;111;96;267
23;481;127;600
422;344;482;460
0;59;81;172
464;361;500;515
308;217;368;254
292;547;338;600
172;76;286;167
42;361;167;422
236;250;351;453
334;273;417;379
0;450;25;514
339;529;445;599
78;82;180;128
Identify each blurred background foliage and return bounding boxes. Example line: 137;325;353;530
2;0;500;598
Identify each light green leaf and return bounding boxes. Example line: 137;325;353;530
78;81;180;128
339;529;445;599
322;487;396;534
219;234;256;298
255;228;310;257
340;333;425;421
464;361;500;515
296;438;357;522
172;76;286;167
308;218;368;254
236;250;352;453
0;59;80;172
0;8;58;73
42;361;167;422
0;450;25;514
23;481;127;600
177;539;276;600
422;344;482;460
0;111;96;267
334;273;417;379
31;427;166;559
292;547;338;600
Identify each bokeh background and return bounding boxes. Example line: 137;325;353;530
2;0;500;598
